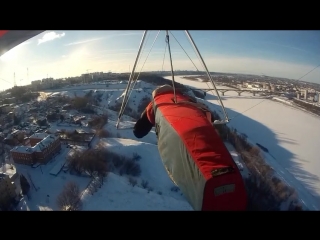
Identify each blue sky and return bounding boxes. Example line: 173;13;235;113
0;30;319;90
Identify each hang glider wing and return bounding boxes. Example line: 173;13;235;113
0;30;45;57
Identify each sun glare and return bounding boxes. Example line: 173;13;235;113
0;48;16;62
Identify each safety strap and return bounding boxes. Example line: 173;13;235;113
174;100;213;123
152;92;213;124
205;111;212;123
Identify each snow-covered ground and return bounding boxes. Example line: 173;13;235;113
15;145;91;211
169;75;320;210
8;75;320;211
81;138;193;210
14;131;193;210
11;82;196;210
81;172;192;211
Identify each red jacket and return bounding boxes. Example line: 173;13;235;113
134;86;248;211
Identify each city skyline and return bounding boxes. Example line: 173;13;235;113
0;30;319;90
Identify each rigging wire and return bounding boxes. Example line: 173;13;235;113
169;31;200;72
172;31;320;123
137;30;161;78
230;63;320;121
119;31;150;118
117;31;148;126
124;32;149;98
292;64;320;92
121;31;160;113
166;30;177;103
229;98;269;120
162;33;168;72
184;33;224;108
164;31;267;123
185;30;230;123
122;30;320;125
298;64;320;81
120;30;161;116
169;31;228;120
170;31;211;77
169;31;215;103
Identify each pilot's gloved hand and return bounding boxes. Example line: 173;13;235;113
133;109;153;138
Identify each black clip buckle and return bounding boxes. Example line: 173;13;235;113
211;166;234;177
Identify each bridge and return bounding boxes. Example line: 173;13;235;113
41;85;287;97
206;88;260;96
200;88;288;96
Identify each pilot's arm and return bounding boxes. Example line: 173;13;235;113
133;102;154;138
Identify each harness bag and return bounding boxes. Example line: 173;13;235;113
151;90;247;211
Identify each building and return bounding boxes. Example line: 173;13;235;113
304;89;308;100
29;132;49;146
0;104;12;114
0;174;17;206
10;133;61;165
31;80;41;86
270;85;276;92
32;134;61;163
72;115;86;124
12;104;28;117
41;77;55;89
3;97;16;104
31;80;42;90
12;105;22;117
58;129;95;147
0;164;19;206
10;146;35;165
81;73;92;83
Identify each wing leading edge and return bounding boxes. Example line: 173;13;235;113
0;30;45;57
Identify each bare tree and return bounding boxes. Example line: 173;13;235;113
17;132;26;143
0;190;14;211
97;129;111;138
20;174;30;196
67;149;108;178
128;177;137;187
87;173;106;195
56;181;82;211
87;179;99;195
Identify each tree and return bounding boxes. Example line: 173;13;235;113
13;114;20;125
73;97;89;109
20;174;30;196
88;114;108;129
36;118;47;126
56;181;82;211
67;149;108;177
0;190;13;211
47;112;58;121
17;132;26;143
97;129;109;138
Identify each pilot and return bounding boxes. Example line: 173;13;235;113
133;85;248;211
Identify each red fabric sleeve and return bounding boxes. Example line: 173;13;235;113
145;101;155;125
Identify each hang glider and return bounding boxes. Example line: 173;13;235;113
121;30;247;210
0;30;45;57
116;30;230;128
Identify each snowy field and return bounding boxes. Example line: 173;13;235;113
12;83;197;210
169;75;320;210
81;138;193;211
81;172;192;211
15;145;91;211
10;76;320;210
